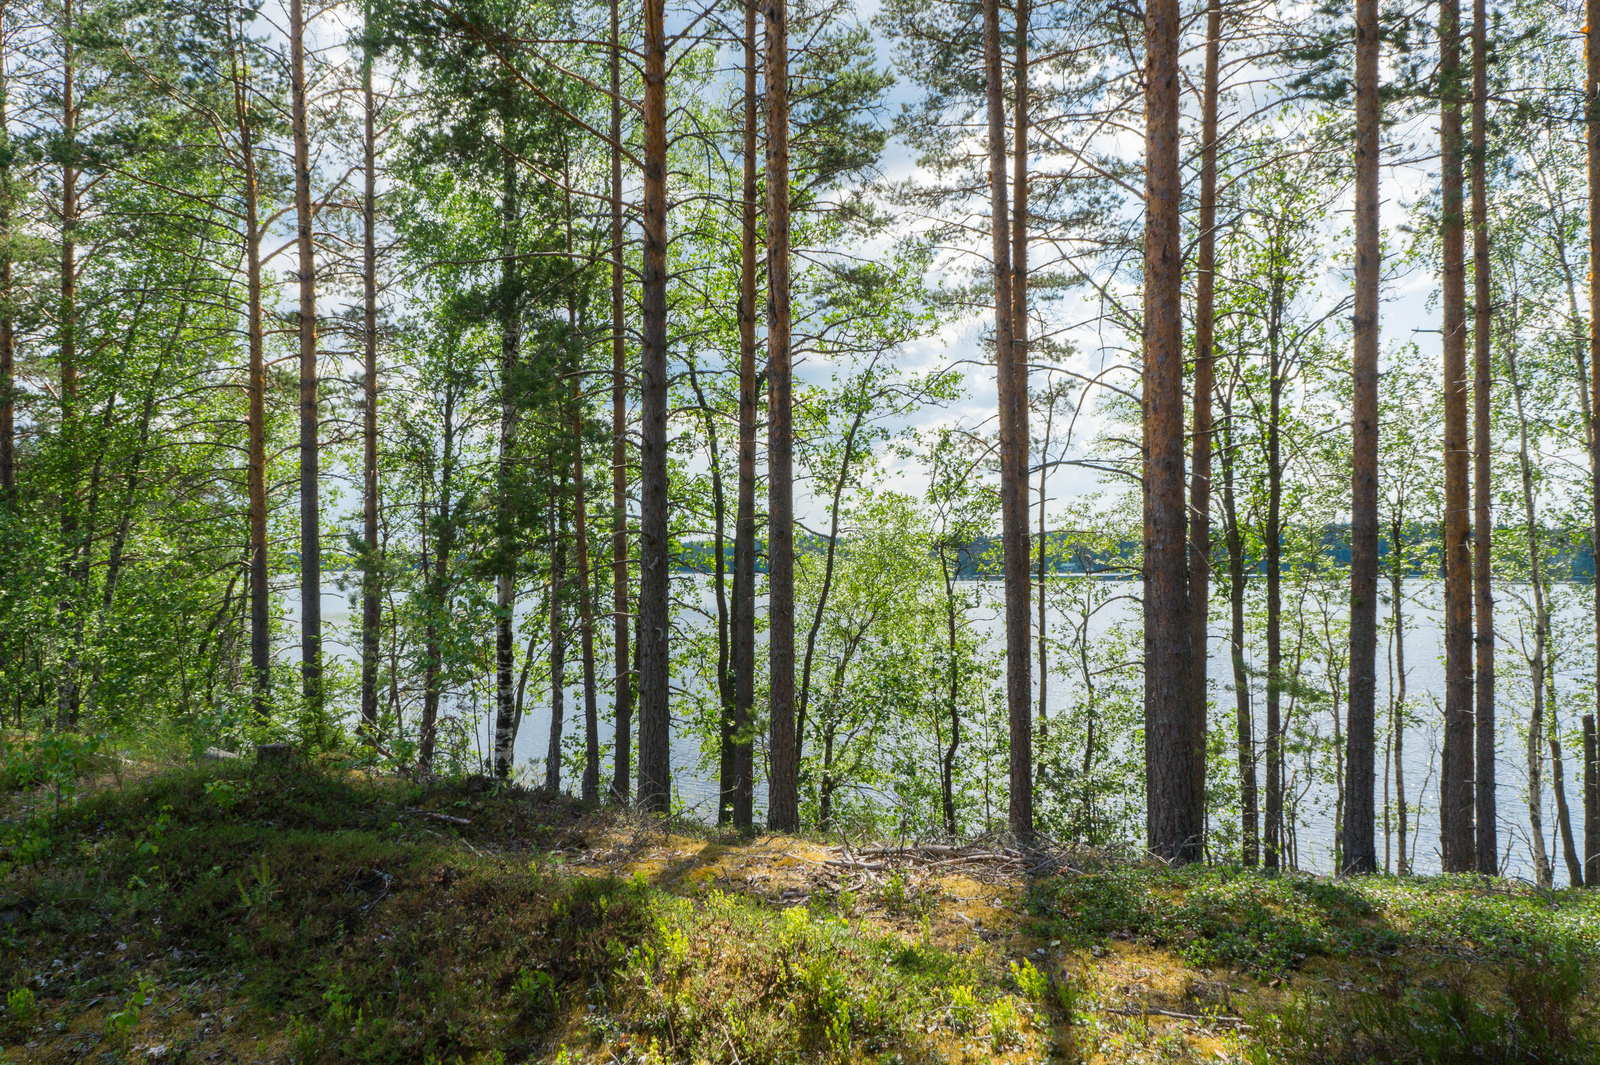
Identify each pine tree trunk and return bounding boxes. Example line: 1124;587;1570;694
1142;0;1195;863
1470;0;1495;875
493;138;521;779
1003;0;1034;838
764;0;798;831
1439;0;1476;873
730;0;759;830
1343;0;1381;874
290;0;321;734
1190;0;1220;838
637;0;673;812
359;4;381;744
237;25;271;723
57;0;80;729
608;0;632;805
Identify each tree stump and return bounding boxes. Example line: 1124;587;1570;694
256;743;292;767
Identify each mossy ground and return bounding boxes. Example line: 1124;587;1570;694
0;747;1596;1064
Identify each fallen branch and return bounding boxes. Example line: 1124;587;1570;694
403;808;472;826
1104;1005;1251;1028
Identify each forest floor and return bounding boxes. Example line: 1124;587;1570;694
1;743;1598;1065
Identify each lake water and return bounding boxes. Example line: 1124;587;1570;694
288;576;1594;884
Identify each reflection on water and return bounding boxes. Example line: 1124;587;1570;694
286;576;1592;883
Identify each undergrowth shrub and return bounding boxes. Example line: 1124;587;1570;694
1270;954;1597;1065
621;892;972;1061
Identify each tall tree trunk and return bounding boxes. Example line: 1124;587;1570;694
1343;0;1381;875
290;0;321;735
637;0;672;812
1190;0;1220;837
0;30;13;498
797;410;865;764
730;0;759;830
764;0;798;831
575;388;601;803
1470;0;1495;875
1510;322;1558;888
1548;665;1583;885
687;360;735;822
1265;340;1282;871
1588;0;1600;884
56;0;79;729
1142;0;1195;862
1529;672;1552;887
942;551;961;836
1391;517;1408;874
236;27;270;723
546;488;568;793
359;3;381;743
1439;0;1475;873
493;136;522;779
419;394;455;773
1037;399;1055;743
608;0;632;805
1220;390;1257;865
1003;0;1034;838
1583;713;1597;884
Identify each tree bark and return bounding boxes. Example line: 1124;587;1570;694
636;0;672;812
1190;0;1220;840
608;0;633;805
492;133;521;779
1549;681;1583;886
1583;713;1597;884
359;3;381;744
56;0;80;729
1510;321;1562;889
1003;0;1034;838
765;0;798;831
686;360;735;822
575;403;601;803
0;29;13;498
1265;323;1282;871
1391;516;1408;874
730;0;759;830
1439;0;1475;873
1587;0;1600;889
546;486;568;793
236;21;270;724
420;392;456;773
1220;400;1257;866
797;409;865;765
290;0;321;733
1343;0;1381;875
1142;0;1196;863
1469;0;1495;875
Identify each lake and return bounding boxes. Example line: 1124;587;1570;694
288;576;1594;883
